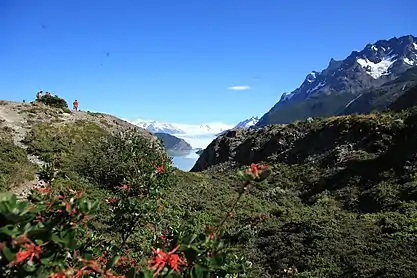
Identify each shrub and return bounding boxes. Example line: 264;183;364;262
0;138;36;191
39;95;68;109
0;162;269;277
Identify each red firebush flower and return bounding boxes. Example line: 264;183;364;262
156;165;165;173
149;245;186;276
117;184;131;192
34;186;52;194
8;239;46;267
106;197;120;205
247;163;268;178
49;272;67;278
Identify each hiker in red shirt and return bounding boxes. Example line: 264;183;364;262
73;100;79;111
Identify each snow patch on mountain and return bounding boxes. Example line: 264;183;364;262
132;119;233;135
344;93;363;109
280;92;295;101
306;71;318;83
133;119;185;134
307;81;326;94
404;57;416;66
356;55;397;79
216;116;260;136
234;116;259;128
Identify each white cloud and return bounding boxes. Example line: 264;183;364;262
228;85;251;91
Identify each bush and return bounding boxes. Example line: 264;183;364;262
39;95;68;109
0;137;36;191
0;162;268;277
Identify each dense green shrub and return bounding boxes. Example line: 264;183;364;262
0;135;36;191
38;94;68;109
0;162;268;277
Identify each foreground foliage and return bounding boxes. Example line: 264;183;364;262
2;105;417;277
1;127;266;277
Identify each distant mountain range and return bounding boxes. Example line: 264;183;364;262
133;116;260;136
133;119;233;135
256;34;417;126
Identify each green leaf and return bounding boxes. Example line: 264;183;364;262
0;225;17;236
182;233;198;246
105;255;120;270
87;200;92;212
2;245;16;261
237;170;246;179
0;192;15;202
40;255;55;265
51;233;62;244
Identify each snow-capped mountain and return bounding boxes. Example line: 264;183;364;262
234;116;259;128
257;34;417;126
133;120;185;134
132;119;233;135
216;116;260;136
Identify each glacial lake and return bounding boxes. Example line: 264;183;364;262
167;134;217;171
170;149;200;171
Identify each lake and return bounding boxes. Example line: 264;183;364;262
168;134;217;171
171;150;200;171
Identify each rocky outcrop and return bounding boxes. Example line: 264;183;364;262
191;113;407;172
154;133;192;153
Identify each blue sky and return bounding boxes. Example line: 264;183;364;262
1;0;416;125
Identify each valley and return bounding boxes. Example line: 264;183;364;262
2;33;417;277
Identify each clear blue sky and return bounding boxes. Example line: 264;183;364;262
1;0;415;124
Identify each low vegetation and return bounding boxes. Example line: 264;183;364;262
1;96;417;277
38;94;69;109
0;127;36;191
0;121;258;277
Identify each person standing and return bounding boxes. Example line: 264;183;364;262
36;91;43;101
73;99;79;111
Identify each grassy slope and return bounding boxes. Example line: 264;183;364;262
0;126;36;191
179;109;417;277
5;110;417;277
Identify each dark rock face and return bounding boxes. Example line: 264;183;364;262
257;35;417;126
154;133;192;152
191;113;407;172
389;84;417;112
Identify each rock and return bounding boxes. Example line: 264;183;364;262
191;114;404;172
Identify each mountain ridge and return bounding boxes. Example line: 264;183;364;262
133;119;233;135
216;116;260;136
257;34;417;126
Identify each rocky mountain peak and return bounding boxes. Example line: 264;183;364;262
256;34;417;126
282;35;417;103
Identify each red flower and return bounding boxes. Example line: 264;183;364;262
106;197;119;205
49;272;67;278
247;163;268;178
8;240;44;267
207;225;217;239
149;245;186;276
156;165;165;173
117;184;131;191
34;186;52;194
75;190;84;198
